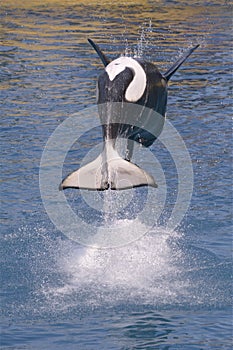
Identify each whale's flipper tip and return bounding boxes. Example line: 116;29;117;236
88;38;110;67
164;44;200;81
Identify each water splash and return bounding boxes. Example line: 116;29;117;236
135;20;153;58
103;189;118;224
42;225;185;310
124;20;153;58
3;221;231;320
26;213;230;316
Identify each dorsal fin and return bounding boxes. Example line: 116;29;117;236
164;44;199;81
88;38;111;67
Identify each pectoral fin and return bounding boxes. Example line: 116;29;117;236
88;38;110;67
164;44;200;81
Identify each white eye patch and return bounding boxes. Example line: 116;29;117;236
105;57;147;102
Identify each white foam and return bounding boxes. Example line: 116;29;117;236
47;223;187;307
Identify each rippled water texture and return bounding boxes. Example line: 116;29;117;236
1;0;232;349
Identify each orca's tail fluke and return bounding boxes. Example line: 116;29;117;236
88;38;110;67
59;148;157;191
163;44;200;81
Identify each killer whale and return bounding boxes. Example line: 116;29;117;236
59;39;199;191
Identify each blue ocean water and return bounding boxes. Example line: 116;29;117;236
1;0;232;349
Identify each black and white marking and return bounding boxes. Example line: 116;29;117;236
59;39;199;191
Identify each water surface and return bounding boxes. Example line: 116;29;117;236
1;0;232;349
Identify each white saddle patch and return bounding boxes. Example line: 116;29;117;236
105;57;147;102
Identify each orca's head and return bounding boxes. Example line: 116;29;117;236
97;56;147;104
